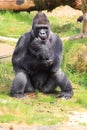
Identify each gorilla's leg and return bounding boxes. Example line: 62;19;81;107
41;69;73;99
24;74;35;93
41;74;57;93
55;69;73;99
10;71;34;98
30;71;48;90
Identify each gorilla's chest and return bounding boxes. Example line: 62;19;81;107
29;39;54;59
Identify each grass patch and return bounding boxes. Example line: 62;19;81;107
0;115;18;123
0;62;13;94
49;15;82;37
0;11;34;38
0;11;87;125
0;87;87;125
62;39;87;89
0;11;82;38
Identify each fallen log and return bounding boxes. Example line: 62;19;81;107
0;0;82;12
69;33;87;40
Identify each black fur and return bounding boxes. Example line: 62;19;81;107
10;12;73;99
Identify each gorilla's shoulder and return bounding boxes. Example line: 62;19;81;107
21;31;31;39
18;31;32;43
50;31;62;44
16;31;32;49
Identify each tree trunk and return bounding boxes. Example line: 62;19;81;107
0;0;82;12
81;0;87;33
69;0;87;40
0;0;34;11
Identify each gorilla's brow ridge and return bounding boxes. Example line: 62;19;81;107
33;13;49;25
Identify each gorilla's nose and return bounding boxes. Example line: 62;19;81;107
40;29;45;35
39;29;46;39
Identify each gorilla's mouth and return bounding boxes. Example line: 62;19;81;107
39;36;47;41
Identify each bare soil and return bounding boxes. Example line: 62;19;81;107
0;123;87;130
0;44;14;58
44;5;82;17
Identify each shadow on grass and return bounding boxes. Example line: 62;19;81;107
51;23;81;37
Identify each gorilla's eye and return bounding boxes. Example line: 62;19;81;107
44;28;48;33
40;27;48;33
36;26;48;30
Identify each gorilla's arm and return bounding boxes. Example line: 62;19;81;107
21;55;52;73
51;36;63;73
12;32;51;73
12;32;31;72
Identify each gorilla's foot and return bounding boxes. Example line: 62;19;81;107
10;93;25;98
24;86;35;93
56;91;73;99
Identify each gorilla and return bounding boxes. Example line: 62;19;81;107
10;12;73;99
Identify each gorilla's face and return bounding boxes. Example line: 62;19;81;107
34;24;49;41
32;12;50;42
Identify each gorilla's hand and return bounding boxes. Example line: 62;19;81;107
42;59;53;67
56;91;73;99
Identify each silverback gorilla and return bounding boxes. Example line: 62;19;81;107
10;12;73;99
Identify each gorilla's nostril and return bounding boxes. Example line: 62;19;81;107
46;57;49;60
48;60;52;64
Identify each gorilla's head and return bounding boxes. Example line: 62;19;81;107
32;12;50;41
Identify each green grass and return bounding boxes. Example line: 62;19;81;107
49;15;82;37
0;61;87;125
0;86;87;125
62;39;87;89
0;11;34;38
0;94;66;125
0;61;13;94
0;11;82;38
0;11;87;125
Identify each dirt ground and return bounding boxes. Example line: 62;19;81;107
0;123;87;130
0;111;87;129
0;43;14;58
44;5;82;17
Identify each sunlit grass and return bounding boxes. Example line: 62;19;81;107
49;15;82;37
0;86;87;125
0;11;34;38
0;11;82;38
